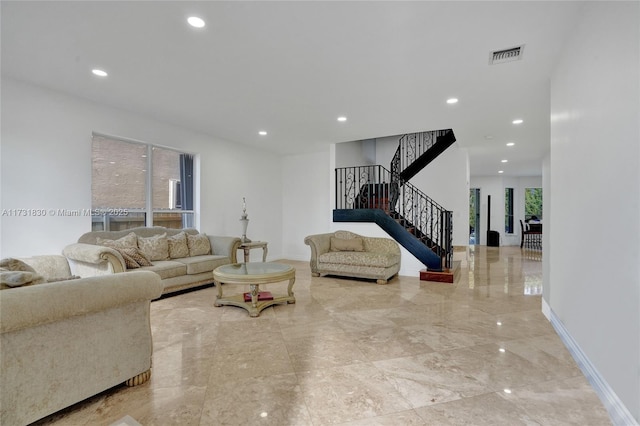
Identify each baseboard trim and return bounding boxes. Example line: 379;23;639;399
281;254;308;262
541;297;551;321
549;309;638;426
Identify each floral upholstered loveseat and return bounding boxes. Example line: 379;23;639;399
0;255;162;425
63;226;241;295
304;230;401;284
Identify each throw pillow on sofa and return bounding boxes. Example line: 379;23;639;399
0;258;46;289
118;247;153;269
138;233;170;261
168;232;190;259
187;233;211;256
330;237;365;252
0;270;44;288
97;232;152;269
96;232;138;249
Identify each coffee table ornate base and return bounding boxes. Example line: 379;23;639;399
213;262;295;317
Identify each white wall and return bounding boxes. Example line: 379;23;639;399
407;145;469;247
335;139;376;168
282;150;331;261
550;1;639;421
1;78;284;259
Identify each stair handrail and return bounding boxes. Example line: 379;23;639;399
397;178;452;263
391;129;452;178
335;165;388;210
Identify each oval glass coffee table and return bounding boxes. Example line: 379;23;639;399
213;262;296;317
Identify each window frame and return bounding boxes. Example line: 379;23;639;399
91;132;196;231
524;187;543;222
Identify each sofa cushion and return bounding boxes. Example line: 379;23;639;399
0;258;46;289
117;247;153;269
96;232;138;249
138;233;169;261
187;233;211;256
117;250;140;269
168;231;190;259
173;255;230;275
0;271;43;288
330;237;365;252
134;260;186;280
0;258;38;273
318;251;400;268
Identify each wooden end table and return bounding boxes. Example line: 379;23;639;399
213;262;295;317
238;241;268;262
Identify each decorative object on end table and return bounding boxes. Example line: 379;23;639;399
240;197;251;243
243;291;274;302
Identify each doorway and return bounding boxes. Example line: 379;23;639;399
469;188;480;245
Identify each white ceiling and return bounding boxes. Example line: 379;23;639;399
1;1;584;176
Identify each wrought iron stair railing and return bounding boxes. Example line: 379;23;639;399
391;129;456;181
335;165;453;269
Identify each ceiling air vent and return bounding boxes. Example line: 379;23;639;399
489;45;524;65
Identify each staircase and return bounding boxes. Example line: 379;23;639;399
334;129;456;273
391;129;456;182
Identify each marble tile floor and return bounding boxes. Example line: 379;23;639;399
34;246;612;425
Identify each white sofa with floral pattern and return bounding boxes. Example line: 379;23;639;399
304;230;401;284
63;226;241;295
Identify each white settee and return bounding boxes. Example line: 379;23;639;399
304;230;401;284
63;226;241;295
0;255;163;425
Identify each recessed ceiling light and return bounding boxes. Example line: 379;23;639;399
187;16;205;28
92;69;108;77
506;142;515;146
446;98;458;104
498;170;504;174
504;389;512;394
337;116;347;122
501;159;508;163
258;131;267;136
512;119;523;124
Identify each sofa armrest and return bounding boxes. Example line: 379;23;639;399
62;243;126;274
0;271;162;334
208;236;242;263
18;255;72;281
304;233;332;255
304;233;333;273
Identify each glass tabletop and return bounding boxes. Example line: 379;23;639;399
216;262;291;276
